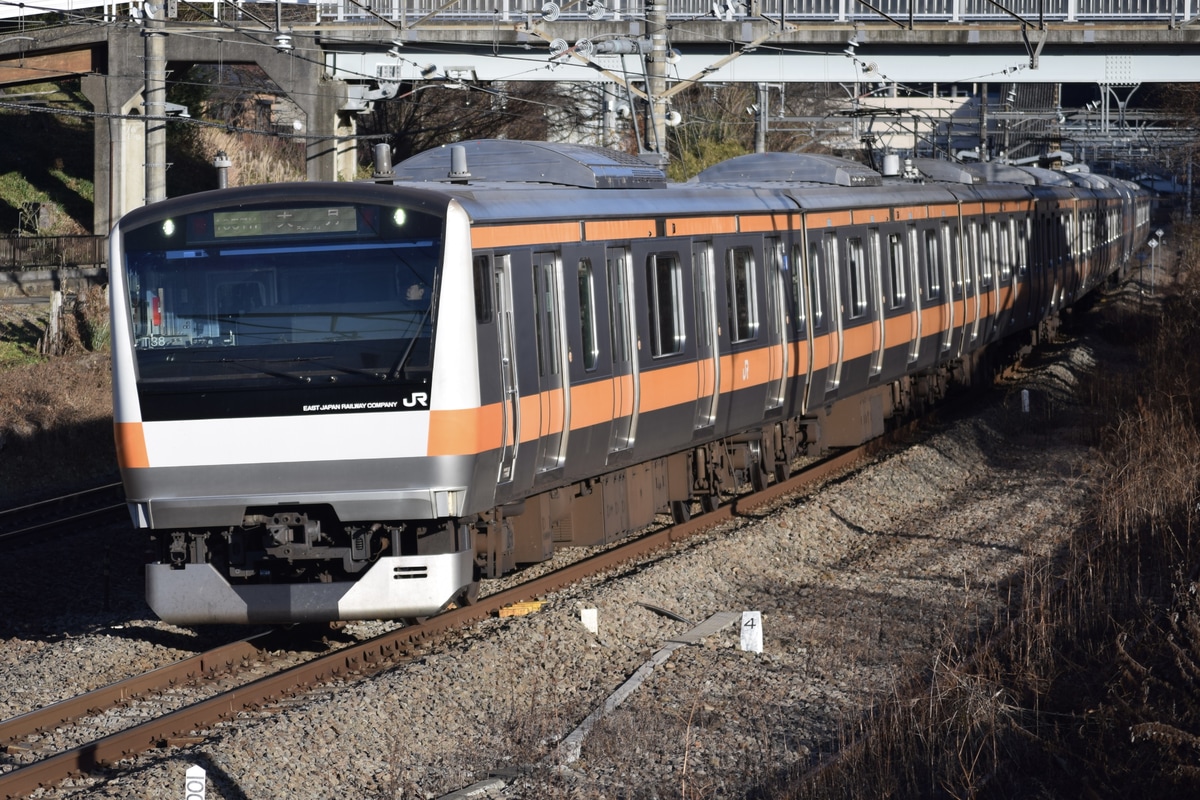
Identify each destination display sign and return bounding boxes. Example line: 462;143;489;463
212;206;359;238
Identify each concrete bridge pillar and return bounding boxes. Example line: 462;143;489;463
257;54;355;183
81;36;147;235
84;28;355;235
296;89;358;183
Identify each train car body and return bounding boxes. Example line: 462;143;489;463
108;141;1150;624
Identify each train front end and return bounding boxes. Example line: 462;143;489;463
109;184;482;624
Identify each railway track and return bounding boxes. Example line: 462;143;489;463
0;430;905;799
0;481;126;547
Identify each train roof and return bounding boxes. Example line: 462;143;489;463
392;139;668;190
1016;166;1076;186
959;162;1038;186
908;159;986;185
387;142;989;223
689;152;884;187
124;143;1145;236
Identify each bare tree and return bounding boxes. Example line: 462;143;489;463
362;81;596;163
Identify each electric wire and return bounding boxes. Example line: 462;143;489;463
0;0;1123;152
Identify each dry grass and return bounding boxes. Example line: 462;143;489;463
783;217;1200;799
197;126;305;187
0;290;114;504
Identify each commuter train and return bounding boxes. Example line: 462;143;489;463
108;140;1150;624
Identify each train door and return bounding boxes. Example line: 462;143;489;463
788;238;814;416
1079;207;1092;293
1051;210;1067;310
692;241;720;431
1066;206;1080;302
979;219;996;342
904;225;921;364
1031;205;1049;320
722;241;765;431
531;251;570;472
764;236;789;411
965;218;983;348
836;232;878;394
823;231;844;395
994;217;1015;334
867;229;885;379
801;228;843;411
493;255;520;485
607;246;639;454
937;221;955;355
1013;215;1032;327
953;218;981;356
561;245;614;477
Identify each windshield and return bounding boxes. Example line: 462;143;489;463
121;202;444;388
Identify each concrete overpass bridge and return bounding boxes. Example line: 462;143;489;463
0;0;1196;230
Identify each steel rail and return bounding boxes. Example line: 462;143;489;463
0;504;127;543
0;480;126;545
0;637;271;748
0;481;122;519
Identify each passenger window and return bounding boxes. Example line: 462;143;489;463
1018;218;1029;276
965;223;979;289
647;252;685;357
693;245;715;350
577;258;599;371
725;246;759;342
847;237;867;319
999;221;1013;281
980;223;994;288
789;243;807;333
942;221;961;295
608;250;630;366
808;240;825;330
532;253;561;377
923;229;941;300
473;255;492;323
887;233;905;308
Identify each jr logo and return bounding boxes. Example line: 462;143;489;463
404;392;429;408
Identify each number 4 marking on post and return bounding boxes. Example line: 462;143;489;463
740;611;763;653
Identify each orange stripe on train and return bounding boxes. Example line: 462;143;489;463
737;213;794;233
852;208;890;225
539;388;565;441
427;405;504;456
472;221;581;249
885;312;914;345
570;379;617;430
641;361;705;413
667;216;738;236
585;219;656;241
115;422;150;469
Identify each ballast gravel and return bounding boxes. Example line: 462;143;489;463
0;297;1129;799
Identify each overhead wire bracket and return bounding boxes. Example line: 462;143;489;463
523;25;650;101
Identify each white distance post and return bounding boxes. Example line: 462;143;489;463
740;611;763;653
184;765;206;800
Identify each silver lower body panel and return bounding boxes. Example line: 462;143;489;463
146;551;476;625
122;454;478;528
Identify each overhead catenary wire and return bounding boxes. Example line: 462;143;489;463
0;1;1105;161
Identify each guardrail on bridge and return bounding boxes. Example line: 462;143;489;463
315;0;1198;24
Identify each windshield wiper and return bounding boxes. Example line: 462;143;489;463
200;356;391;383
212;357;316;384
387;304;432;381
